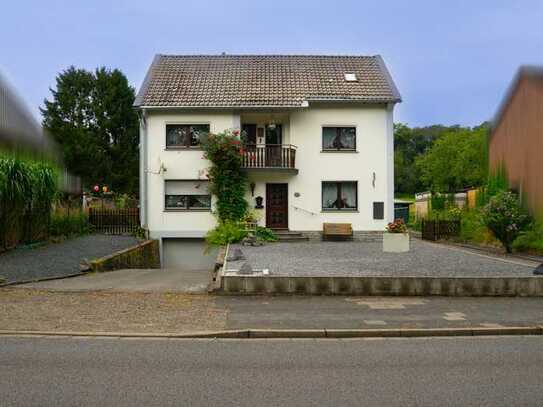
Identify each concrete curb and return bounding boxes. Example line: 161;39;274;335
0;272;85;288
1;326;542;339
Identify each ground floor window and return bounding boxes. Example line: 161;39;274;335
322;181;357;210
164;180;211;210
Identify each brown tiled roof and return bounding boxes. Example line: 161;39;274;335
134;54;401;108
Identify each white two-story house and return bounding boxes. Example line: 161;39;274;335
134;54;401;269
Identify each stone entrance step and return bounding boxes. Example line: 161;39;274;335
273;230;310;242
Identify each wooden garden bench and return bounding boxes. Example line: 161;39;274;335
322;223;353;241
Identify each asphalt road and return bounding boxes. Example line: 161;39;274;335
1;336;542;406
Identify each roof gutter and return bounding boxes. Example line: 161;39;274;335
134;99;399;110
134;104;309;110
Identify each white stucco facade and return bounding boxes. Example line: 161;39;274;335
140;103;395;239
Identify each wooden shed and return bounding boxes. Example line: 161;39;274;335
490;66;543;216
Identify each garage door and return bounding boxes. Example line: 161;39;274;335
162;238;218;271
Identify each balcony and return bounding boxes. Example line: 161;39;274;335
241;144;298;173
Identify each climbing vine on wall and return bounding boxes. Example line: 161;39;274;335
202;129;248;222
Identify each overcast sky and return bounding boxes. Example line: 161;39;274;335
2;0;542;127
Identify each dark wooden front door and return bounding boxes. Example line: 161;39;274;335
266;183;288;229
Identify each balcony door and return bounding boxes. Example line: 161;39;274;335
265;125;282;145
265;125;283;167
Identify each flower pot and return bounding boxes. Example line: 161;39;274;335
383;232;409;253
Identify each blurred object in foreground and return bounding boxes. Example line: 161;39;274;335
60;167;82;195
0;71;54;153
490;66;543;217
0;70;81;194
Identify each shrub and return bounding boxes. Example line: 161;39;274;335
386;219;407;233
205;221;248;247
458;208;498;246
49;211;93;238
477;163;509;207
430;193;447;211
447;206;462;220
512;221;543;255
255;226;278;242
481;191;531;253
408;217;422;231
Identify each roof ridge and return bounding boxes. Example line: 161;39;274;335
157;54;381;59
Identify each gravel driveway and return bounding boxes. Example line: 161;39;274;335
0;235;139;283
227;240;540;277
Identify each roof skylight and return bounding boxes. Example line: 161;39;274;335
344;73;357;82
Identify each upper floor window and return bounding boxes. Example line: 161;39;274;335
322;127;356;151
166;124;209;149
164;180;211;211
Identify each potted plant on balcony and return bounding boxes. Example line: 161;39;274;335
383;219;409;253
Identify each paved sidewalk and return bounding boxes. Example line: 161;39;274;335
218;296;543;329
1;288;543;333
22;268;211;293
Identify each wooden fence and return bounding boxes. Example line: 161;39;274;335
0;205;50;252
88;208;140;234
421;219;461;241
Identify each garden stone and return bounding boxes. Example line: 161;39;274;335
238;262;254;275
227;248;245;261
534;264;543;275
242;234;263;246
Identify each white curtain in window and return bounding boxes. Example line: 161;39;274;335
340;128;356;149
341;183;357;208
322;128;337;149
322;183;338;208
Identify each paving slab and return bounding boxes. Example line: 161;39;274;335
21;268;210;293
218;295;543;330
227;240;540;277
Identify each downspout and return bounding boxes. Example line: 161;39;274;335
139;109;148;229
386;103;395;224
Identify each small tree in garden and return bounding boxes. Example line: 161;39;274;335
481;191;531;253
202;129;248;222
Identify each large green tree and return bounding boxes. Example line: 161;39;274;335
41;67;139;194
416;125;488;192
394;123;448;194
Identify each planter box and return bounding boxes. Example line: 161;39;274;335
383;233;409;253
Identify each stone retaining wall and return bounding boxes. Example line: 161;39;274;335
221;275;543;296
89;240;160;272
